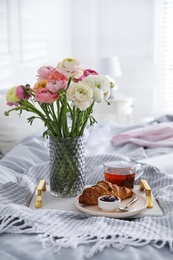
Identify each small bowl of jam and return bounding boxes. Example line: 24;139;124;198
98;195;121;212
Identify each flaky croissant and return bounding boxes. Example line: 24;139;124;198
78;181;133;205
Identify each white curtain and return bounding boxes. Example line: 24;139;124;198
160;0;173;112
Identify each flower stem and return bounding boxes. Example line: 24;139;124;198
79;102;95;135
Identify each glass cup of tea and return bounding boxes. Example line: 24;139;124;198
103;160;143;189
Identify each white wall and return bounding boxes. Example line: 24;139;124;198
0;0;161;123
68;0;159;123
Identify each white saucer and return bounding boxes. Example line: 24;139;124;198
75;193;148;218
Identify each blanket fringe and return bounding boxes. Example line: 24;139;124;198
0;215;32;233
36;233;173;258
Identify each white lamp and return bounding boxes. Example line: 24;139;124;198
99;56;122;77
99;56;122;98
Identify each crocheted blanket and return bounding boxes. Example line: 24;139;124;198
0;154;173;258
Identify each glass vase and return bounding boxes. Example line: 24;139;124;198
49;136;85;197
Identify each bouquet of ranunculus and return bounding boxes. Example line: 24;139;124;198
5;57;115;138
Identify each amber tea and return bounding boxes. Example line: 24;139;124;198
104;168;135;188
104;161;144;189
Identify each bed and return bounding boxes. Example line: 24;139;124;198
1;91;173;260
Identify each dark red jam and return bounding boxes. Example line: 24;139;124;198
100;195;119;202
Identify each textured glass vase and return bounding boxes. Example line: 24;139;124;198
49;136;85;197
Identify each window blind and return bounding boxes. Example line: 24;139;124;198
20;15;47;64
161;0;173;112
0;0;13;88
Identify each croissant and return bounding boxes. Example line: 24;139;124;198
78;181;133;205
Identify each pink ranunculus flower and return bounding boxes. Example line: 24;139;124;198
16;84;32;100
37;66;55;80
6;102;18;106
74;69;98;82
35;88;59;103
47;80;67;94
83;69;98;77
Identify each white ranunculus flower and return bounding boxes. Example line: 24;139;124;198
104;88;111;100
83;74;114;91
67;82;93;111
82;75;95;88
92;87;104;103
56;57;83;78
105;75;116;88
96;75;113;92
83;74;114;101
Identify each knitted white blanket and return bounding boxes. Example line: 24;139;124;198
0;154;173;258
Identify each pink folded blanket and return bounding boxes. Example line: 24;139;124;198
112;122;173;148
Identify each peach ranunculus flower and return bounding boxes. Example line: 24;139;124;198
35;88;59;103
47;70;68;82
6;86;20;104
37;66;55;80
56;58;83;78
34;79;48;93
46;70;68;93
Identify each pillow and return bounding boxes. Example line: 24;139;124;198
0;94;46;155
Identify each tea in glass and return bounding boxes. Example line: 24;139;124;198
103;161;136;188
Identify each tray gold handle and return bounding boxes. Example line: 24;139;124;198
35;180;46;208
140;179;153;208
